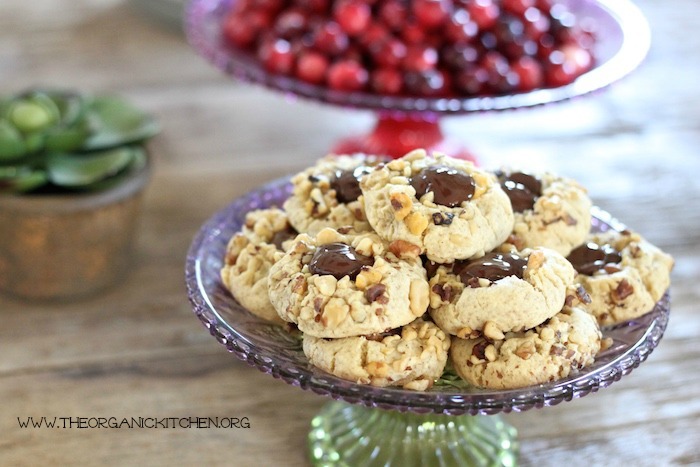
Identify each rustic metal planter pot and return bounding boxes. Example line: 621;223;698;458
0;160;151;301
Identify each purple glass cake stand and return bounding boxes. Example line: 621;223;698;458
185;0;650;161
185;177;670;466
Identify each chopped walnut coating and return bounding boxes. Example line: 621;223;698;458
364;284;388;304
388;240;421;258
390;192;412;220
611;279;634;302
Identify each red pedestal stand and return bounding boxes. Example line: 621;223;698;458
331;112;476;162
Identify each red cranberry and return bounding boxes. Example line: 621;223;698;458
404;69;449;96
371;67;404;94
488;68;520;94
412;0;452;29
455;66;489;94
442;43;479;70
536;0;554;12
512;55;544;91
296;51;329;84
327;59;369;91
402;45;439;72
495;20;538;58
343;44;364;62
548;4;579;40
294;0;330;14
502;0;535;17
556;23;594;50
312;21;349;55
231;0;254;14
370;38;407;68
536;33;556;60
258;38;296;74
358;23;390;49
480;51;514;92
221;0;597;97
222;13;253;49
401;21;428;45
494;14;536;59
445;8;479;43
379;0;408;31
494;13;525;40
467;0;499;30
523;7;550;41
223;11;269;49
482;51;509;73
480;31;498;50
274;9;308;39
254;0;285;14
545;45;592;86
333;0;371;36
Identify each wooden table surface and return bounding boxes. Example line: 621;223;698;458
1;1;698;465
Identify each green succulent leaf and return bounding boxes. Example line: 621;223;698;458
85;147;147;192
44;114;95;153
47;146;136;188
1;89;156;194
0;166;48;193
7;92;61;133
85;96;159;150
52;91;89;127
0;120;27;161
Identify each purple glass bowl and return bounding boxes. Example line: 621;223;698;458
185;0;650;113
185;177;670;416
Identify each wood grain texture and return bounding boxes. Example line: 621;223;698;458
1;0;699;465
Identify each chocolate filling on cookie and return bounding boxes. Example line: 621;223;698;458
567;242;622;275
422;256;441;278
497;171;542;212
453;252;528;285
271;225;298;251
331;166;373;203
308;242;374;280
410;165;475;207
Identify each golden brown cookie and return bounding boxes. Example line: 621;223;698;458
268;227;430;338
303;318;450;391
451;307;602;389
361;150;514;263
221;208;297;324
283;154;386;235
568;229;673;325
429;246;576;339
497;169;592;256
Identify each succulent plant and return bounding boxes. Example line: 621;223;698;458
0;89;159;194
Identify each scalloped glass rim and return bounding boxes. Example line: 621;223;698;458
185;0;650;114
185;176;670;416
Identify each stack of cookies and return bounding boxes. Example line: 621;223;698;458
221;150;673;391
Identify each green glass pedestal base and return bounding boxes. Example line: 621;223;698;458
309;402;518;467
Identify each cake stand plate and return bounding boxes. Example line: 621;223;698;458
185;177;670;466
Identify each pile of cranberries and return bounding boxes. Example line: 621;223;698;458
222;0;596;97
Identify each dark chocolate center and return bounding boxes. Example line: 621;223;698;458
331;166;372;203
498;171;542;212
308;242;373;280
453;252;528;284
422;256;441;278
270;225;297;251
410;165;475;207
567;242;622;275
